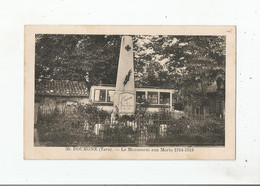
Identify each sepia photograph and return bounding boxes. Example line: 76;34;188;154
2;0;260;183
24;26;235;159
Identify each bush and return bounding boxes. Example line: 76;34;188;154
37;104;111;146
37;102;225;146
101;124;136;146
163;116;225;145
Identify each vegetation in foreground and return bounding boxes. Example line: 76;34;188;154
36;104;224;147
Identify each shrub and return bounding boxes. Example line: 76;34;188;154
163;116;225;145
37;104;111;146
36;102;225;146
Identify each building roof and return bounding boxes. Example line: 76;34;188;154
91;85;175;93
35;79;89;97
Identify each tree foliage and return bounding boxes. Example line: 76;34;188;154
35;34;225;106
35;34;121;88
133;35;225;105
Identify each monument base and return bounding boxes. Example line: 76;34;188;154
113;91;135;116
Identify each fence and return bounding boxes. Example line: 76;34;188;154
36;113;225;147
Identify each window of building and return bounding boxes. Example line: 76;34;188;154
66;100;78;106
107;90;115;102
94;89;106;102
148;92;158;104
136;91;146;103
160;92;170;105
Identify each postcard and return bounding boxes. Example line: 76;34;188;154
24;25;236;159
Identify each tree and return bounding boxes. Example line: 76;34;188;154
35;34;226;110
133;35;225;107
35;34;121;89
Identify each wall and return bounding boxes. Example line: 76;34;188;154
35;96;90;116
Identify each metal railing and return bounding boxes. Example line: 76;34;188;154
36;115;225;147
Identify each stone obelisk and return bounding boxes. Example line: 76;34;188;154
113;36;136;115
